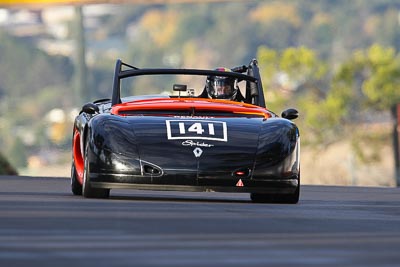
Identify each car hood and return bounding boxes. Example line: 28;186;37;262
126;115;264;178
111;98;272;178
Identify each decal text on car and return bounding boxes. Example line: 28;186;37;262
166;120;227;142
182;140;215;147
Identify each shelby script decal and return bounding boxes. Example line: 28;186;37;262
166;120;227;142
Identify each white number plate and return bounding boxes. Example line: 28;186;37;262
166;120;228;142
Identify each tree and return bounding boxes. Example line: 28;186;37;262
257;46;328;110
331;44;400;162
335;44;400;111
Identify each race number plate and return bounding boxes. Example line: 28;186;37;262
166;120;227;142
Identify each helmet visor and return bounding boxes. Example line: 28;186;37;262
211;79;234;98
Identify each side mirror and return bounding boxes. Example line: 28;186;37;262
82;103;99;115
281;108;298;120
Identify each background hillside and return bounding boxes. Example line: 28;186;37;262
0;0;399;185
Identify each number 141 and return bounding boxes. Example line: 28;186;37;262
178;122;215;135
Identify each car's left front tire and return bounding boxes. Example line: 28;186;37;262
82;137;110;199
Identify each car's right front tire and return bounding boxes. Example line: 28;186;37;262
71;162;82;195
250;186;299;204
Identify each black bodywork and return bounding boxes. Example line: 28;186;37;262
71;59;300;203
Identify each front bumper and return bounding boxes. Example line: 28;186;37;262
89;172;299;194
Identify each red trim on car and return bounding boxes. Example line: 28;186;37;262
73;130;84;184
111;98;271;118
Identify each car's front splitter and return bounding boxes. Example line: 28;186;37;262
89;172;298;194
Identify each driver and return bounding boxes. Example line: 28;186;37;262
205;68;244;101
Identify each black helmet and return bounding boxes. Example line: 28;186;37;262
206;68;237;100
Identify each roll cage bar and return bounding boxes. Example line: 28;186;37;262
111;59;266;108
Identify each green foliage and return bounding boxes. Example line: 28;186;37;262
334;44;400;111
257;46;328;113
297;85;352;145
0;31;73;99
280;46;327;82
8;137;28;169
257;46;279;90
363;46;400;109
258;45;327;90
258;43;398;153
0;30;74;172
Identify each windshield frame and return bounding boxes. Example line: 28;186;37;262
112;61;258;107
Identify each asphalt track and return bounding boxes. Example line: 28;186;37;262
0;176;399;267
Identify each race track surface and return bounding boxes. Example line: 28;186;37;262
0;175;399;267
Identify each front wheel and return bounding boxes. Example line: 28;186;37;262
71;162;82;195
82;138;110;199
251;175;300;204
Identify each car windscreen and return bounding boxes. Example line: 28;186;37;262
119;74;246;102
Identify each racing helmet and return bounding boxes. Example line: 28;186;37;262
206;68;237;100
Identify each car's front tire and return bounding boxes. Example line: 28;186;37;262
71;162;82;195
82;137;110;199
250;175;300;204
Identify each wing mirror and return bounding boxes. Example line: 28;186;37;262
281;108;298;120
82;103;99;115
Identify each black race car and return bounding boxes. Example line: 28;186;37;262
71;59;300;203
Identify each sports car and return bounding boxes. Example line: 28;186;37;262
71;59;300;203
